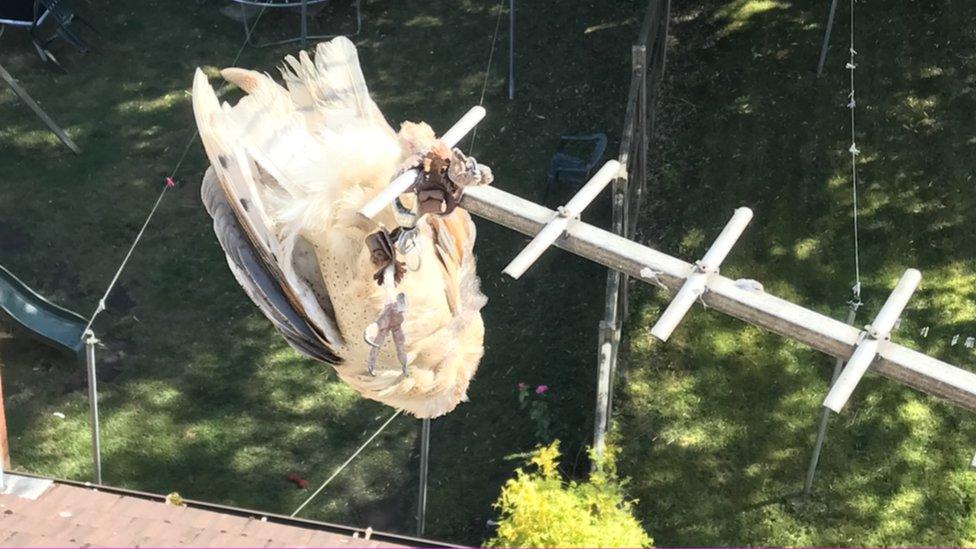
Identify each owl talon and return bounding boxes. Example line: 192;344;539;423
362;293;408;376
393;196;419;230
364;322;383;376
394;228;422;271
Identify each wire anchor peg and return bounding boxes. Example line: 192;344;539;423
649;207;753;342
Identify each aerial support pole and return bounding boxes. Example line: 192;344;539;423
0;363;8;490
816;0;840;76
803;304;858;498
416;418;431;536
593;323;616;456
508;0;515;100
84;330;103;484
300;0;309;48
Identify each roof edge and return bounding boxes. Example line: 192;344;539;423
7;469;460;548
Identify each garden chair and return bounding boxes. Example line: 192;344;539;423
0;0;45;30
30;0;94;68
0;0;49;50
229;0;361;48
542;133;608;204
0;0;92;69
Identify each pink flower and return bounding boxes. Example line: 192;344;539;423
517;382;529;390
535;385;549;395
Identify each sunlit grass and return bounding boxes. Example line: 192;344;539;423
116;90;187;115
713;0;790;37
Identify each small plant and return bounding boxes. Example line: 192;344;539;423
164;492;185;507
485;441;653;548
517;382;553;441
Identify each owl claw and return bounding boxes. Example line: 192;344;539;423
394;228;422;271
364;293;408;376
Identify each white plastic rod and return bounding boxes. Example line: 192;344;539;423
649;271;708;341
650;207;753;342
503;160;620;279
869;268;922;339
439;106;487;148
359;106;487;219
822;268;922;413
564;161;623;214
502;220;567;280
700;207;754;270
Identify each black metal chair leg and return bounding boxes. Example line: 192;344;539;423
73;14;99;37
56;26;88;53
31;39;47;62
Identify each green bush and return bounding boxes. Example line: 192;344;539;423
485;442;652;548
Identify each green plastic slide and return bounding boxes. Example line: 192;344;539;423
0;264;86;356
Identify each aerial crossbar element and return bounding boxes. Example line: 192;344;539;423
503;160;621;279
822;269;922;412
650;207;753;341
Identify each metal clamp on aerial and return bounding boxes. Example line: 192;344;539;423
502;160;621;279
650;207;753;342
822;268;921;413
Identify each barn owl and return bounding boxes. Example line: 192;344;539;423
192;37;492;418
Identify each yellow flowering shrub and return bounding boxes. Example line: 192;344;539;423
485;442;652;548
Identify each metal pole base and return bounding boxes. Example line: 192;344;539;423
416;418;431;536
84;330;102;485
802;305;857;498
816;0;840;76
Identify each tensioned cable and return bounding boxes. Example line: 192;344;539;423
290;409;403;517
468;0;507;153
80;5;269;337
846;0;862;309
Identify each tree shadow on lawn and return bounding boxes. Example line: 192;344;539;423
617;0;976;545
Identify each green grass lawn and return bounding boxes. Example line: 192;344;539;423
616;0;976;545
0;0;641;544
5;0;976;546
